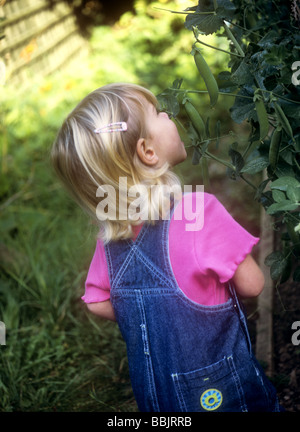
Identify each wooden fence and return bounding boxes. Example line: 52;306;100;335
0;0;89;87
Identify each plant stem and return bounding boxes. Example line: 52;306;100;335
195;37;244;58
153;7;216;16
174;117;186;133
294;155;300;172
285;211;300;224
184;133;236;148
240;174;273;204
170;87;300;105
239;174;258;190
260;88;300;104
241;141;254;159
225;19;261;38
166;86;253;100
187;89;253;100
204;150;234;170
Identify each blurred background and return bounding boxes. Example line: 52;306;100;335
0;0;267;412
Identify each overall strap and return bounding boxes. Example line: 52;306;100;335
105;217;176;291
228;282;253;355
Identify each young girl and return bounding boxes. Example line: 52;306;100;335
51;82;281;412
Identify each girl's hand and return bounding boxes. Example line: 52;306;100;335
86;300;116;321
232;254;265;298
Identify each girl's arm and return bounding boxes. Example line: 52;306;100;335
232;254;265;298
86;300;116;321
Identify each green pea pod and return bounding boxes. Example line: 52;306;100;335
184;99;206;140
201;157;210;188
269;126;282;170
255;98;269;141
274;102;294;140
194;48;219;108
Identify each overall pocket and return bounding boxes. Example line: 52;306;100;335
171;355;248;412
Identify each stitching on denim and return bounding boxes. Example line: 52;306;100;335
229;283;253;355
171;373;187;412
252;360;275;408
135;289;160;411
134;247;173;287
227;355;248;412
113;245;137;288
111;220;176;290
112;225;150;288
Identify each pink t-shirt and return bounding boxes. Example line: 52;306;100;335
82;192;259;306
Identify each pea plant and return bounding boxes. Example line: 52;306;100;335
157;0;300;284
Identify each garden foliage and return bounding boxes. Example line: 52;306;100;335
0;0;202;412
0;0;298;412
158;0;300;283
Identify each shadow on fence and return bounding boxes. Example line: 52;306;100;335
0;0;90;87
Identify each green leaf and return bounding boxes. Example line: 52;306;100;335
254;178;270;201
257;30;280;49
218;71;231;81
187;123;201;147
185;0;235;35
229;146;244;171
286;185;300;203
241;156;269;174
264;251;288;281
205;117;210;139
226;146;244;179
274;162;297;179
231;60;254;86
272;189;286;203
279;101;300;120
264;45;286;66
280;148;294;166
157;87;181;118
230;87;256;124
172;79;183;89
279;252;292;284
264;251;283;266
293;266;300;282
266;200;299;215
270;176;300;192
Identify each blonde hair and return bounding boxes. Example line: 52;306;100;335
51;83;182;242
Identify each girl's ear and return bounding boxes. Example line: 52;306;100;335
136;138;159;166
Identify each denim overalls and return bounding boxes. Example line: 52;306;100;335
104;217;281;412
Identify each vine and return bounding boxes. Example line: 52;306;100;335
157;0;300;283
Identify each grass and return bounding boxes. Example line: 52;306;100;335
0;158;138;412
0;88;260;414
0;145;260;413
0;2;260;411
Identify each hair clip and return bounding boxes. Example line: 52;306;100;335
94;122;127;134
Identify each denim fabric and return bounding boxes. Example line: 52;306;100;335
105;218;281;412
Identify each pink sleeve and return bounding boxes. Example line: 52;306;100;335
195;193;259;283
81;240;111;303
